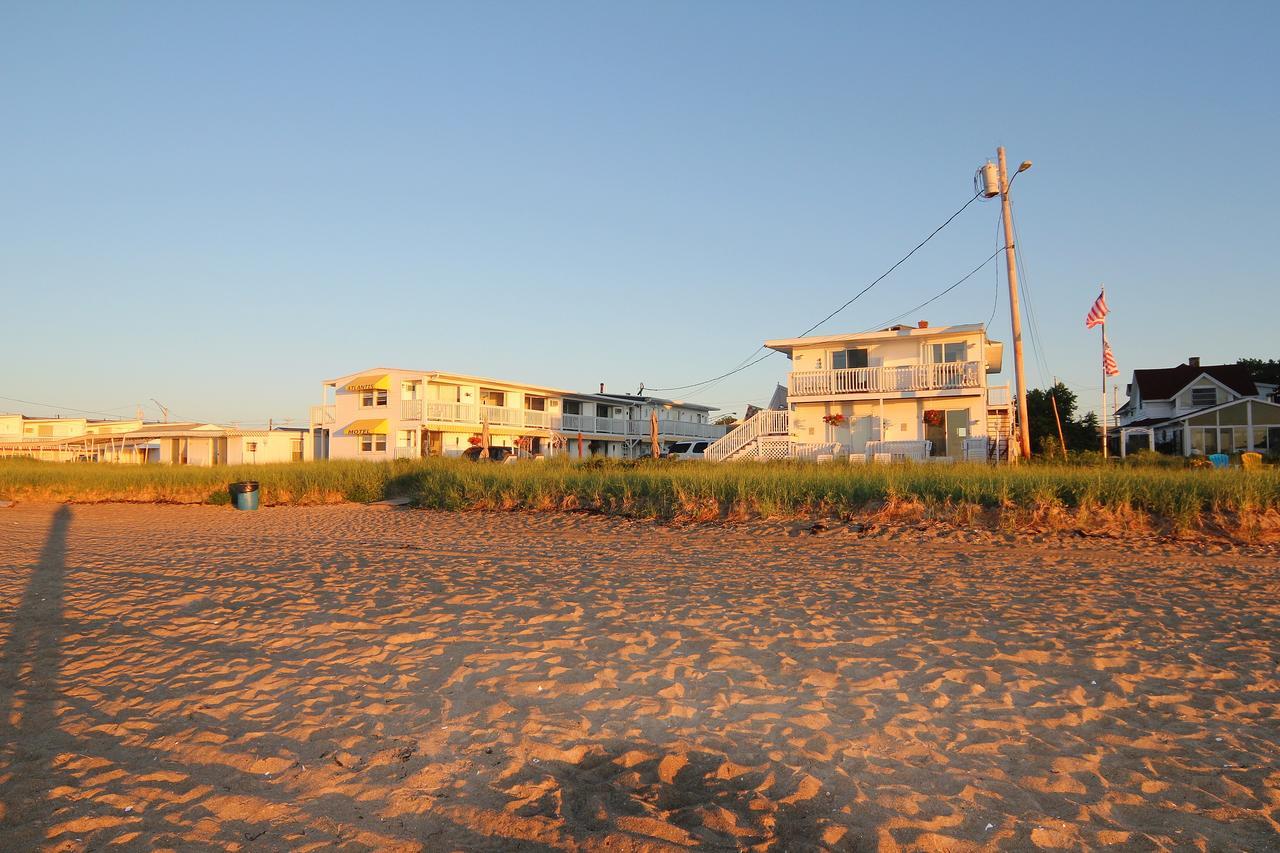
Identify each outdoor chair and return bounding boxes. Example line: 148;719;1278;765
1208;453;1230;469
1241;452;1263;469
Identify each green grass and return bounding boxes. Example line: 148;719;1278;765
2;457;1278;535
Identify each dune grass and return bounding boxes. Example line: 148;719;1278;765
2;456;1278;536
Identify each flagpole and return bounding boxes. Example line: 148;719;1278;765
1100;288;1108;459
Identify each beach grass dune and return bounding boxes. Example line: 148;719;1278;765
2;457;1278;538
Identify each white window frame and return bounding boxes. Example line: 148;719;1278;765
360;434;387;452
361;389;388;408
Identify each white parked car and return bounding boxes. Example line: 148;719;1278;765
663;440;710;460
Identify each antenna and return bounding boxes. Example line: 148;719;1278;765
150;398;170;423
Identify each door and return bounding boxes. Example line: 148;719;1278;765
945;410;968;458
924;409;968;457
425;430;443;457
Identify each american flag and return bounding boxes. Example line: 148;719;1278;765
1103;339;1120;376
1085;290;1108;328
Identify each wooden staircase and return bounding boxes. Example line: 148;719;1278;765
705;410;790;462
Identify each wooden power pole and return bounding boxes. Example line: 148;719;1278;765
996;148;1032;460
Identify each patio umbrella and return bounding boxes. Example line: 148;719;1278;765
650;409;660;458
480;417;491;459
577;432;584;459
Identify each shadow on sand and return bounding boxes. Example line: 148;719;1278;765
0;504;71;840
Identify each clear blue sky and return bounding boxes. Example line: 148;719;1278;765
3;2;1277;424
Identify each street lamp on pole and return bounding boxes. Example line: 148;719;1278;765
977;148;1033;460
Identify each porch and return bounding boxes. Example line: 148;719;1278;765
787;361;983;399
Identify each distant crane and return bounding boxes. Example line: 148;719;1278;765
151;399;170;423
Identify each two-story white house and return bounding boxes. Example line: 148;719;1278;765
1116;357;1280;455
310;369;726;460
706;321;1011;461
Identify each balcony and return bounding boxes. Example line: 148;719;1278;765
392;402;728;439
561;414;628;435
310;405;335;428
788;361;983;398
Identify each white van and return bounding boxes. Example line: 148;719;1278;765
663;440;710;460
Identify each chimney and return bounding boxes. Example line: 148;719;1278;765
599;382;605;394
1188;356;1200;368
918;320;929;329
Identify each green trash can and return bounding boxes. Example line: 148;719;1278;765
229;481;260;511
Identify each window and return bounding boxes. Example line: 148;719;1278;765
524;396;546;411
832;348;869;370
480;389;506;407
361;389;388;407
929;342;967;363
291;438;304;462
1191;387;1216;407
596;404;611;418
563;400;582;416
360;434;387;452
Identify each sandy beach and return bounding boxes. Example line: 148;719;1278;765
1;503;1277;851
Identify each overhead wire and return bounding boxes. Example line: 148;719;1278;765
0;394;141;420
1008;198;1054;387
859;247;1006;333
645;191;985;394
986;209;1002;330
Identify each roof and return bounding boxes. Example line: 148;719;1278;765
764;323;987;355
321;367;716;410
322;368;572;397
1154;396;1280;427
595;393;716;412
1132;363;1257;400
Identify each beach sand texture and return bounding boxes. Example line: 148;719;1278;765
1;503;1277;851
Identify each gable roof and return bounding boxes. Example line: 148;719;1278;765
1132;363;1257;400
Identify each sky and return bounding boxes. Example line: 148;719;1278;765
3;1;1277;425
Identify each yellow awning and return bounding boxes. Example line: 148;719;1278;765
345;419;388;435
344;374;390;392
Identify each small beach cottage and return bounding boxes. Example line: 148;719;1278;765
1116;358;1280;455
705;322;1011;461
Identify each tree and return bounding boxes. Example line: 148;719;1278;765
1024;382;1097;454
1237;358;1280;387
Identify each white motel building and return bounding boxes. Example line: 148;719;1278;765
309;368;728;460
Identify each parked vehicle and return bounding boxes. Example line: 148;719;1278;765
662;440;710;460
462;446;517;462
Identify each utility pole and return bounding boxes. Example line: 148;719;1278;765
996;147;1032;460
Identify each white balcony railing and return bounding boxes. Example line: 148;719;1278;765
310;405;335;427
425;401;477;423
522;409;554;429
371;402;731;439
987;385;1011;407
393;446;419;460
788;361;982;397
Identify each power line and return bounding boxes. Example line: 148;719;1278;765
1007;199;1053;387
646;191;984;393
860;247;1006;333
986;210;1002;330
794;191;983;338
0;394;139;420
